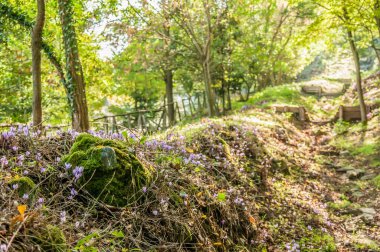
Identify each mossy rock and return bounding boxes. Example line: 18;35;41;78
37;225;68;251
8;176;37;201
62;133;153;206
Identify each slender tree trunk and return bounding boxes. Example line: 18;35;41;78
58;0;89;132
226;83;232;110
375;0;380;37
347;29;367;122
161;1;176;126
371;44;380;66
32;0;45;129
202;59;216;116
164;69;175;125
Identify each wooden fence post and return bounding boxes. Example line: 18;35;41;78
182;99;187;117
126;114;132;129
176;102;182;121
339;105;344;120
197;93;202;112
104;117;109;133
162;108;167;129
112;116;118;133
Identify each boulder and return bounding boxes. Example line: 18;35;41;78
63;133;153;206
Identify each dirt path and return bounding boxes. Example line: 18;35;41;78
303;123;380;251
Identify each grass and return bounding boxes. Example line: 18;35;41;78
232;85;308;110
373;175;380;189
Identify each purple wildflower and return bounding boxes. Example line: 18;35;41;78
73;166;84;181
38;197;44;204
23;126;29;136
64;163;72;170
1;156;8;167
22;193;29;199
60;211;66;223
152;210;158;216
0;244;7;252
70;188;78;197
12;184;18;190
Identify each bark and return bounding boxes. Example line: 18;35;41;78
164;69;175;125
202;60;216;116
58;0;90;132
344;8;367;122
32;0;45;129
371;44;380;66
375;0;380;37
226;85;232;110
162;1;175;125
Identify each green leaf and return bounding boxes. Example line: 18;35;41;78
75;232;99;247
217;192;226;202
111;230;125;238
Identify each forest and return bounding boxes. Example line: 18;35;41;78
0;0;379;251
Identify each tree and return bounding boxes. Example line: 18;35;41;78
31;0;45;129
343;6;367;122
317;0;368;122
58;0;90;131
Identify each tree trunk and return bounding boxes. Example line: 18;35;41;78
32;0;45;129
164;69;175;125
226;83;232;110
161;1;176;126
375;0;380;37
347;29;367;122
202;59;216;116
58;0;90;132
371;44;380;66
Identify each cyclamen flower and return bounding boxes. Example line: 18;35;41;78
70;188;78;197
73;166;84;181
1;156;8;167
64;163;72;170
0;244;7;252
60;211;66;223
23;126;29;136
38;197;44;204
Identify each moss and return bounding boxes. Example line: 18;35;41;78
299;231;337;251
62;133;153;206
8;176;37;199
37;225;68;251
351;143;378;156
327;199;352;210
373;175;380;189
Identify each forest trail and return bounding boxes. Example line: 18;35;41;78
304;122;379;251
236;76;380;250
296;79;379;250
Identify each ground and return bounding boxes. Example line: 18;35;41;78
0;77;379;251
